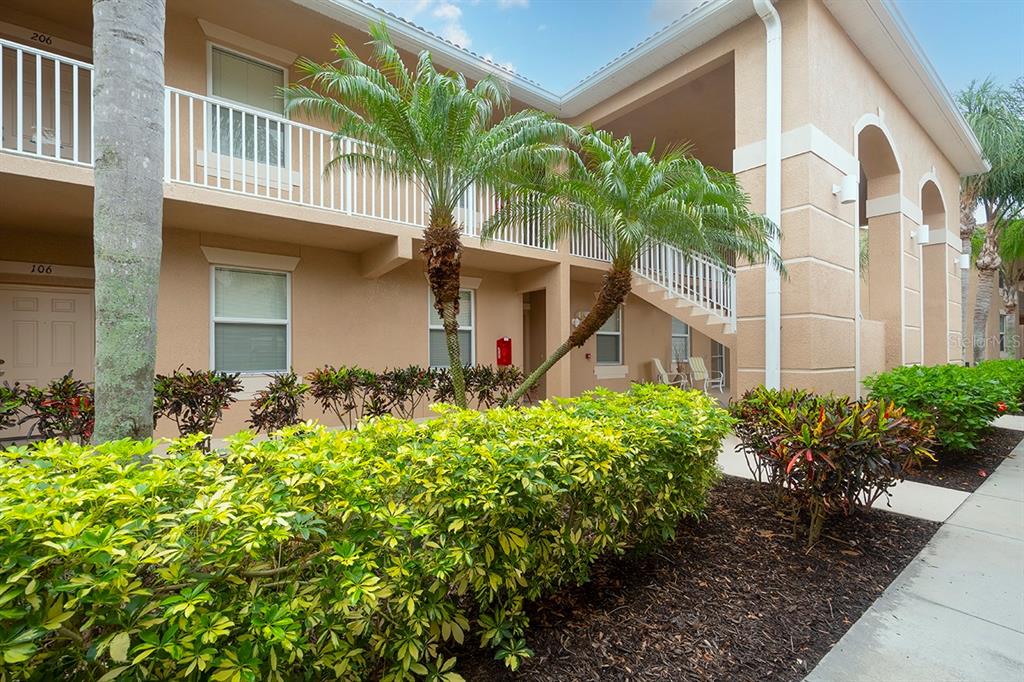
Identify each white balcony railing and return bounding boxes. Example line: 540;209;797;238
1;39;737;324
165;88;553;250
0;38;94;165
571;227;737;324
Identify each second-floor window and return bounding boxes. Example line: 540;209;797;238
209;46;286;166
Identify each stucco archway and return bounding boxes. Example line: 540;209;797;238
920;179;950;364
856;122;906;374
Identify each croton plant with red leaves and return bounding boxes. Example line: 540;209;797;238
731;386;934;545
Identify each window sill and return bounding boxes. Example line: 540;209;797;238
197;150;300;189
594;364;628;380
231;373;282;400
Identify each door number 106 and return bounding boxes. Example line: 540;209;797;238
30;264;54;274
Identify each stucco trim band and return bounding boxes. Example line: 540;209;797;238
594;365;629;380
864;193;923;223
197;19;298;65
732;124;859;177
200;246;301;272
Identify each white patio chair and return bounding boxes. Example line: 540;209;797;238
688;356;725;393
652;358;688;388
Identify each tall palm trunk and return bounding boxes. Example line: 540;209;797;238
973;225;1001;364
422;206;467;408
505;264;633;405
959;197;976;364
1000;283;1019;358
91;0;166;442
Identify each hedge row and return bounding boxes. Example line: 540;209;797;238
0;365;526;444
0;384;730;679
864;361;1021;452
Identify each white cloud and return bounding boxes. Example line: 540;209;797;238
432;1;461;20
431;1;472;47
408;0;432;16
498;0;529;8
442;22;472;47
649;0;704;24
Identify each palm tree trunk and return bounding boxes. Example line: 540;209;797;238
441;299;467;405
959;196;977;364
1000;283;1019;359
972;226;1001;364
505;264;633;406
422;206;467;408
91;0;166;442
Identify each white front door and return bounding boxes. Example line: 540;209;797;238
0;286;94;438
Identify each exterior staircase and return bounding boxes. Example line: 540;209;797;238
572;235;737;346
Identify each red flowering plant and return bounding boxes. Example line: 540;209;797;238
997;401;1008;413
731;386;934;545
21;371;95;443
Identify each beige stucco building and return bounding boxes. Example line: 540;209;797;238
0;0;989;436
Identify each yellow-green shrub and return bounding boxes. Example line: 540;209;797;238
0;384;729;680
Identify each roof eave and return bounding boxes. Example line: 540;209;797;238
292;0;987;177
823;0;988;176
290;0;563;111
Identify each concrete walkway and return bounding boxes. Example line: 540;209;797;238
800;434;1024;682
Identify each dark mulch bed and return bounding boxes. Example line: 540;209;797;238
455;476;938;682
907;426;1022;492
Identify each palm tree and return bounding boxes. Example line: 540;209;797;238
91;0;166;442
484;130;779;405
959;78;1024;364
996;220;1024;356
283;23;575;407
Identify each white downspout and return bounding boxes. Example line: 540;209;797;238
754;0;782;389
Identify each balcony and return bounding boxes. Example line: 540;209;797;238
0;37;737;327
0;37;552;252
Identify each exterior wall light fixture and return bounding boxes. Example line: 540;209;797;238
832;174;858;204
913;224;930;244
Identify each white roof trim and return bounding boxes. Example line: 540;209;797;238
290;0;986;176
822;0;987;176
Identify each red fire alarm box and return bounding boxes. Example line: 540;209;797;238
496;337;512;366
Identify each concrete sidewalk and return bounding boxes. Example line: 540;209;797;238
802;436;1024;682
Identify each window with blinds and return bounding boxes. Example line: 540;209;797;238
595;306;622;365
212;267;289;373
711;340;727;384
428;289;474;368
210;47;284;114
208;46;286;165
671;318;690;363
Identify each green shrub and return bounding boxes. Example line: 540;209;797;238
247;371;310;433
153;367;242;443
20;371;94;443
0;384;729;679
864;364;1014;452
0;382;24;430
976;359;1024;409
433;365;526;408
731;386;933;544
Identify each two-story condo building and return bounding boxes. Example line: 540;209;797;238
0;0;989;435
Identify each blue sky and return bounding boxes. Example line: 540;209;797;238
372;0;1023;96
